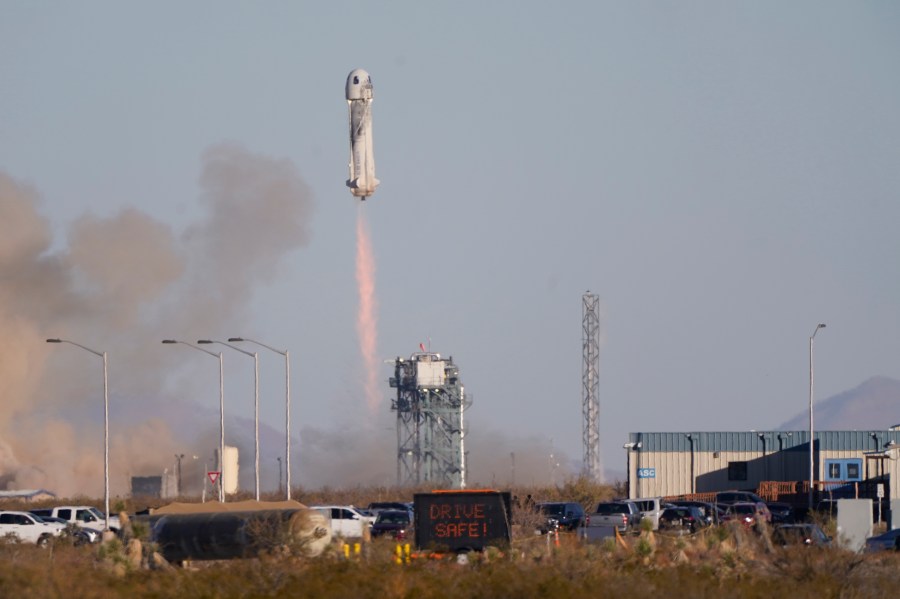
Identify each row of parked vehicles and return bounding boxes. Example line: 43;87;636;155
0;505;120;546
535;491;832;547
309;502;414;540
1;501;411;546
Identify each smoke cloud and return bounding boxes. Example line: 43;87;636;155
0;143;316;497
463;429;575;489
1;146;577;497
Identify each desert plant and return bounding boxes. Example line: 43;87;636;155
635;537;653;558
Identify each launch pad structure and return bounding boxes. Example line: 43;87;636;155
390;352;469;489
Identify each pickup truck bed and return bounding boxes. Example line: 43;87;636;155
584;501;642;534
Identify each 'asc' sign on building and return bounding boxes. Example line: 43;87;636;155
414;490;512;552
638;468;656;479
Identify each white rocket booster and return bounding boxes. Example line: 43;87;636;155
346;69;379;200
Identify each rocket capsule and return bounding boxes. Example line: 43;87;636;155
346;69;379;199
346;68;373;101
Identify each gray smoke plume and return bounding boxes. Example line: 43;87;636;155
0;143;315;496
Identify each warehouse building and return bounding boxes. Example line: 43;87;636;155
624;430;900;504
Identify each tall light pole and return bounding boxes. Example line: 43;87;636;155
162;340;225;502
808;323;826;511
46;338;110;531
200;339;260;501
277;456;283;495
229;337;292;501
174;453;185;496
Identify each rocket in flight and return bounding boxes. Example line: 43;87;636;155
346;69;379;200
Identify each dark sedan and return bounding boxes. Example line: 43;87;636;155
659;506;709;534
864;528;900;552
772;523;830;547
370;510;412;540
536;502;586;533
766;502;795;524
668;500;723;525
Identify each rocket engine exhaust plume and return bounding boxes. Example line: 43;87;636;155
355;207;379;413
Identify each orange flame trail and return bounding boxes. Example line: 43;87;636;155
355;207;379;413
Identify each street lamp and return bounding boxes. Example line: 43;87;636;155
808;323;826;510
46;338;110;531
228;337;292;501
199;339;260;501
162;340;225;502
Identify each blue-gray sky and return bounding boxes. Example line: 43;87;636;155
2;2;899;494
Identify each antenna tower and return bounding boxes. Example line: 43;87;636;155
582;292;602;482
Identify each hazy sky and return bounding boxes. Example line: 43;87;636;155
2;2;899;494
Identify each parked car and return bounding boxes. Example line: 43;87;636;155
535;502;586;533
32;515;99;545
722;502;771;528
586;501;642;534
310;505;375;538
29;506;120;532
367;502;412;517
716;491;765;506
0;511;66;546
772;523;831;547
668;500;724;525
659;506;709;534
631;497;665;531
765;502;795;524
370;510;412;540
864;528;900;552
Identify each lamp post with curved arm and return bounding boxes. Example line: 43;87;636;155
229;337;292;500
46;338;110;530
162;340;225;502
808;323;826;511
199;340;260;501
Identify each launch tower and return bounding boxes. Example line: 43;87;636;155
390;352;469;488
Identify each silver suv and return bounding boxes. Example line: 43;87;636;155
631;497;664;531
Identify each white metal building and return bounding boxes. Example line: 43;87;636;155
624;430;900;503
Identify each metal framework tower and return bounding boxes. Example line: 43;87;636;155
390;352;468;488
582;292;602;482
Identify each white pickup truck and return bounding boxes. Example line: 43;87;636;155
0;510;66;546
30;505;120;534
310;505;375;538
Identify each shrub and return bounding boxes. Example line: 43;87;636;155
635;537;653;558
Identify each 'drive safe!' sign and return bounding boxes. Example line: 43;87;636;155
414;491;512;552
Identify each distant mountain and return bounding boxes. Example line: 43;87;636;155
778;376;900;431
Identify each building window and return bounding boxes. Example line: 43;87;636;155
824;458;863;481
728;461;748;481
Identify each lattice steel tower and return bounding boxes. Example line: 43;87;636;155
582;292;602;482
390;352;469;488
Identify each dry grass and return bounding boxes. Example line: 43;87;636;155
2;529;899;599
